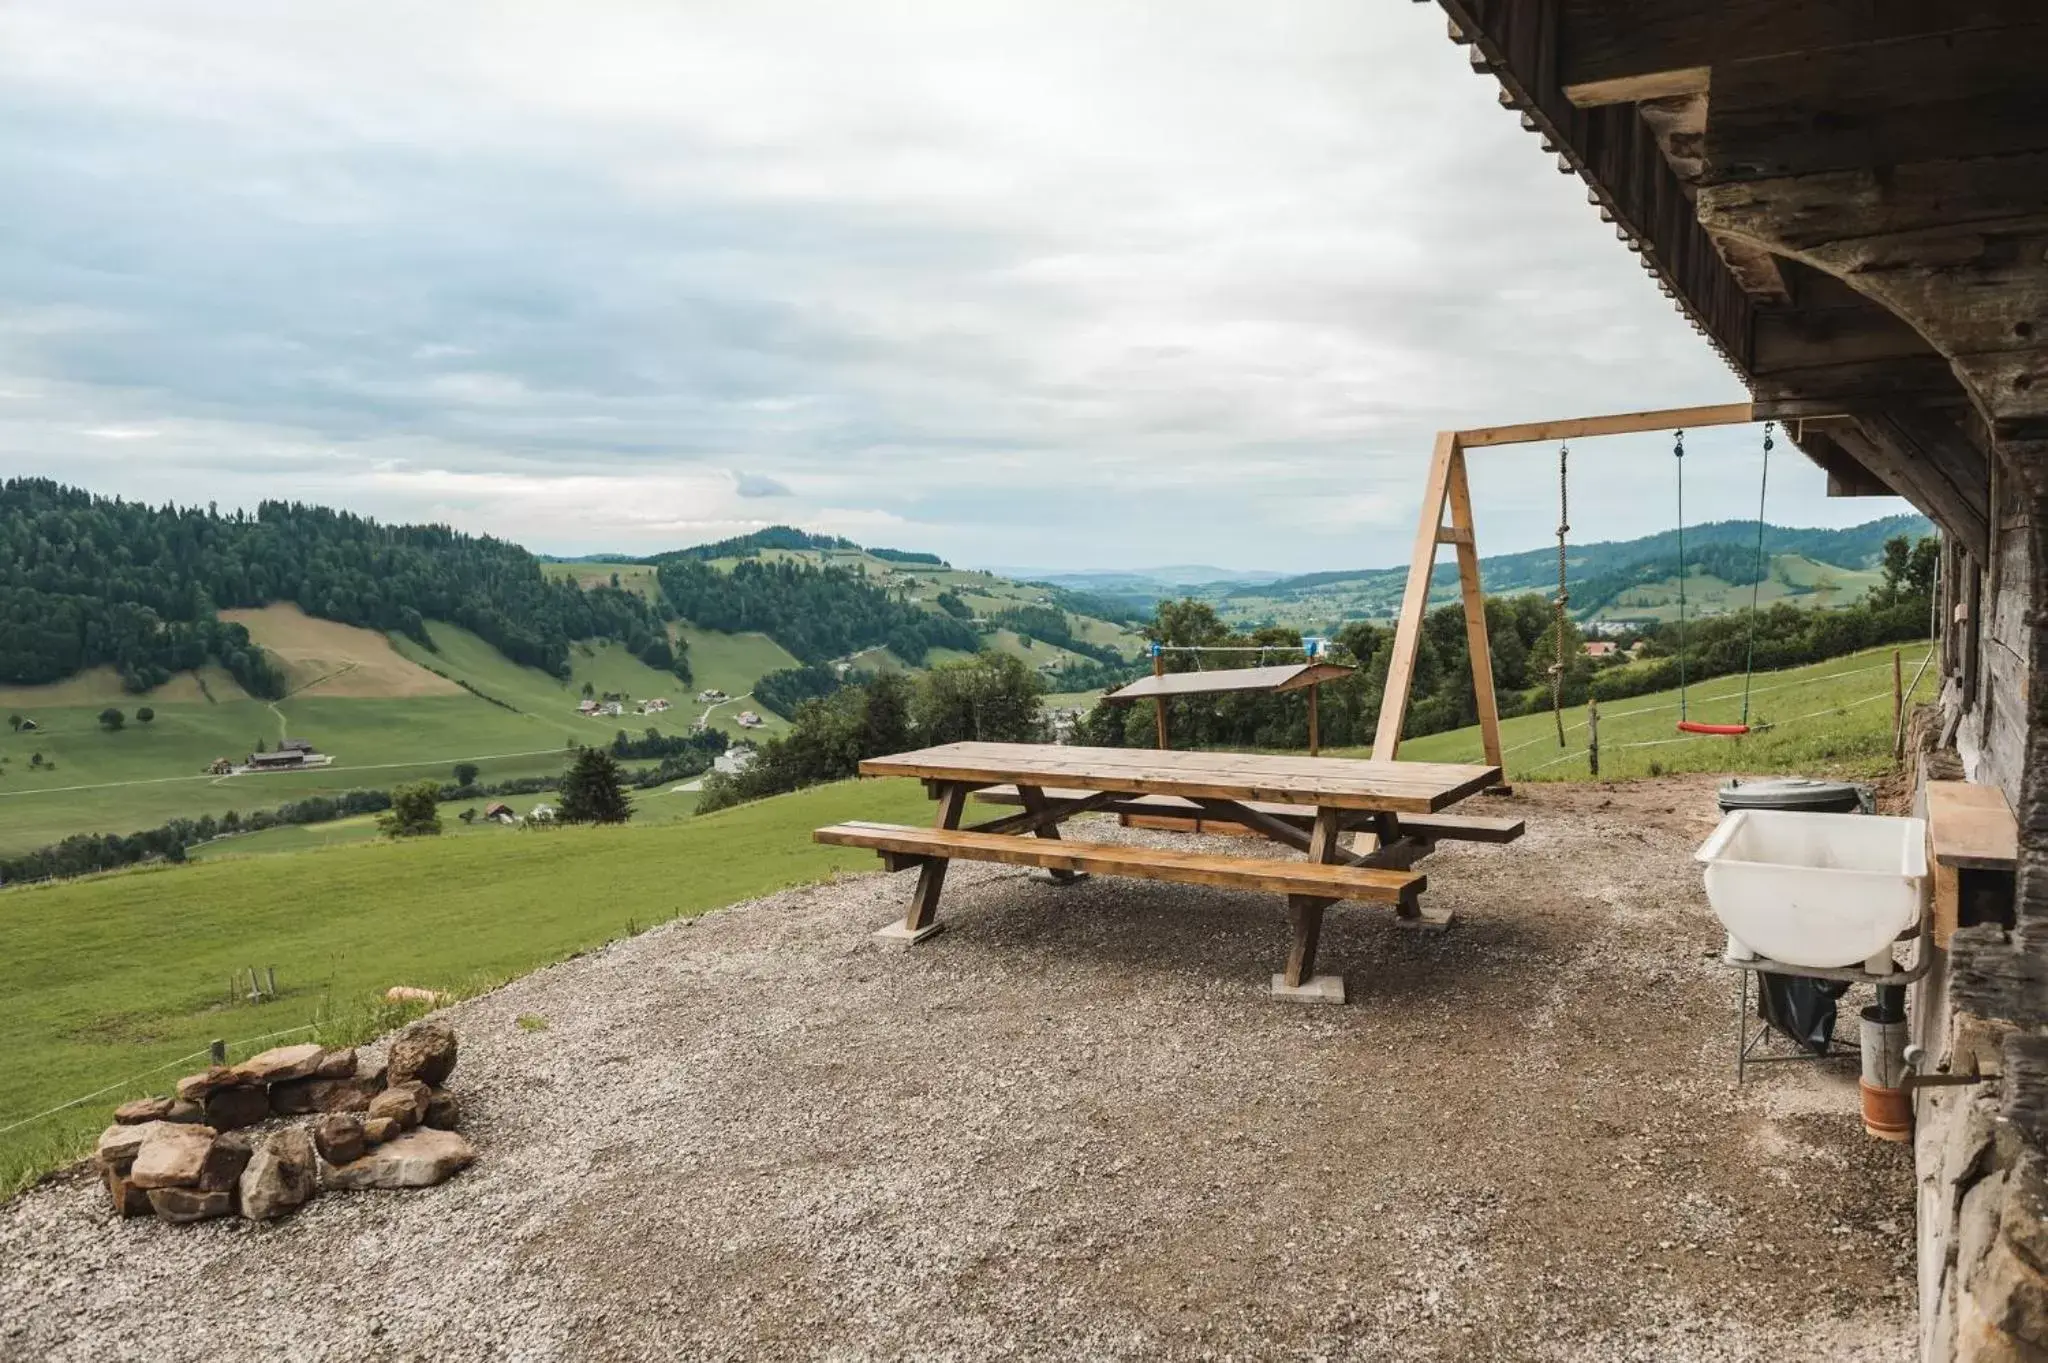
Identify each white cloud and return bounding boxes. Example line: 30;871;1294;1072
0;0;1910;569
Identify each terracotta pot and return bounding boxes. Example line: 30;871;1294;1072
1859;1079;1912;1142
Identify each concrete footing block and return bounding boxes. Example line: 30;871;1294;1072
874;920;945;947
1270;973;1346;1005
1395;907;1455;932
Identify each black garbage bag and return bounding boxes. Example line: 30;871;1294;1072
1757;974;1850;1054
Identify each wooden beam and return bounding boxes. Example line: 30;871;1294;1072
1824;414;1992;560
1748;354;1967;410
1558;0;2038;108
1371;430;1458;758
1702;25;2048;186
1794;423;1895;498
1454;402;1756;448
1699;152;2048;252
1751;299;1940;374
1444;449;1503;769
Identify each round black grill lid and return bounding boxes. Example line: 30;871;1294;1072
1717;777;1867;813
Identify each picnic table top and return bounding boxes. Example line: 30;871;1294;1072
857;742;1500;814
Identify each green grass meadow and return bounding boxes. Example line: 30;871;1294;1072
0;775;932;1189
1372;642;1935;781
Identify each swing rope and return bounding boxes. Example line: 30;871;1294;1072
1673;422;1773;737
1739;421;1775;726
1550;441;1570;747
1674;428;1688;721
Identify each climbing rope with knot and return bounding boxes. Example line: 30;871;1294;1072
1550;441;1570;746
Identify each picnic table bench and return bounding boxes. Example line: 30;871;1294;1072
813;742;1511;1002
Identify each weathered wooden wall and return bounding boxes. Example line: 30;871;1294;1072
1425;5;2048;1359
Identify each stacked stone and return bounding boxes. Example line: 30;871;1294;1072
93;1020;474;1224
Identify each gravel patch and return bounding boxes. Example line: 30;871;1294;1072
0;778;1914;1361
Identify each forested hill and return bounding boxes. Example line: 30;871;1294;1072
1238;514;1932;612
655;557;978;664
0;479;678;694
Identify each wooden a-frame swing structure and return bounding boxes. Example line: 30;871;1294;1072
1373;400;1801;767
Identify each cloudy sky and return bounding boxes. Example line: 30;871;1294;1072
0;1;1911;573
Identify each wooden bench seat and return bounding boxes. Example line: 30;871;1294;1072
815;821;1425;904
971;786;1523;844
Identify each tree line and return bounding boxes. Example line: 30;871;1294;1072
1078;533;1940;750
655;557;979;667
0;479;681;692
697;651;1045;812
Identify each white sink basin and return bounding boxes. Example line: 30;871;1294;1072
1695;808;1926;969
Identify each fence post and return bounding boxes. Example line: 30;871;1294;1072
1891;648;1904;765
1586;698;1600;778
209;1039;226;1066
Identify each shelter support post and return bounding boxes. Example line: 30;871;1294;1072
1308;683;1320;757
1152;648;1169;751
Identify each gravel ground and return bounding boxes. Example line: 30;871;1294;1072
0;777;1914;1362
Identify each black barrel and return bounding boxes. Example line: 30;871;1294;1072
1718;777;1869;815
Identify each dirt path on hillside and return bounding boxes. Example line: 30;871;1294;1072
0;777;1914;1362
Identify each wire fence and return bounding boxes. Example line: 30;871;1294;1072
0;1023;318;1138
1501;650;1930;761
1522;684;1908;775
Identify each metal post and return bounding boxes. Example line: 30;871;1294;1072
1151;646;1169;751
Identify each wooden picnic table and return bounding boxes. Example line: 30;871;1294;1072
814;742;1511;1003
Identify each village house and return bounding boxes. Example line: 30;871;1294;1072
1581;640;1618;659
734;710;764;729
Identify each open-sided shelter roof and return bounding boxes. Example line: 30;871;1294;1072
1105;662;1354;703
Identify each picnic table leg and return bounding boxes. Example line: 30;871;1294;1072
876;781;967;945
1273;807;1346;1004
1375;812;1454;932
1017;783;1087;883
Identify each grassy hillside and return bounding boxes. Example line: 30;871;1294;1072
0;665;251;710
220;603;463;698
1373;642;1935;781
0;775;932;1189
0;619;704;858
539;560;662;600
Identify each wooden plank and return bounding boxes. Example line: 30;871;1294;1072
1703;25;2048;186
966;789;1117;837
1373;430;1460;759
812;822;1426;903
970;786;1524;843
1454;402;1758;448
859;743;1500;814
1699;152;2048;251
1557;0;2036;107
1926;780;2019;870
1445;447;1504;768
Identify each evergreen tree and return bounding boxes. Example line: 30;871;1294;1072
558;748;633;824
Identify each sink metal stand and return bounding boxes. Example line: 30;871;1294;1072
1721;915;1932;1085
